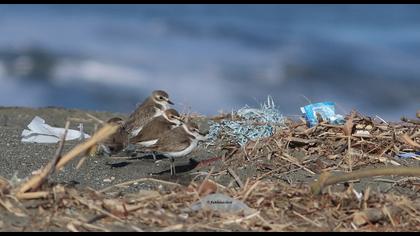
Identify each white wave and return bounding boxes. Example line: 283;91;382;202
52;59;148;88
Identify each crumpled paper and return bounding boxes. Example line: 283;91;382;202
21;116;91;143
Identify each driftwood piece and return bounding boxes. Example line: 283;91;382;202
311;167;420;195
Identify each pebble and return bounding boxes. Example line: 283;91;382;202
178;213;189;220
103;176;115;183
355;124;365;129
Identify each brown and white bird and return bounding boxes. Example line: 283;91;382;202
100;117;128;155
143;121;207;175
124;90;174;137
129;108;183;148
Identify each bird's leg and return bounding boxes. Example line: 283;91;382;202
153;152;164;165
170;157;176;176
100;144;111;157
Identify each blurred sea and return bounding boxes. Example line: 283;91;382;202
0;4;419;120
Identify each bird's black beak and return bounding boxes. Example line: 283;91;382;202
167;100;174;105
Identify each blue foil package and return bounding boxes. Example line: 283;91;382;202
300;102;345;127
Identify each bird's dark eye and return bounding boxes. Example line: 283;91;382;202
159;96;164;100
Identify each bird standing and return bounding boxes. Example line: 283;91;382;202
143;121;207;175
124;90;174;137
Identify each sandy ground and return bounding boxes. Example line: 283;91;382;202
1;106;420;232
1;106;418;196
0;106;219;193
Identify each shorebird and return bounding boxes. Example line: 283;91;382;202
130;108;183;149
143;121;207;176
124;90;174;137
100;117;128;155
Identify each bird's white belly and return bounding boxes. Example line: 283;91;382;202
165;140;198;158
131;126;143;137
138;139;158;147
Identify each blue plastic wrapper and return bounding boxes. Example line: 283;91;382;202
397;152;420;159
300;102;345;127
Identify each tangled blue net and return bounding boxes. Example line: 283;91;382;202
207;96;286;146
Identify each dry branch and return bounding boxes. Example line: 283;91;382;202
55;124;118;170
16;123;118;196
311;167;420;195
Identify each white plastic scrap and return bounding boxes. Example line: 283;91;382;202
21;116;91;143
187;193;256;215
207;96;285;146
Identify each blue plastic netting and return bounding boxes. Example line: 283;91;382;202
207;96;285;146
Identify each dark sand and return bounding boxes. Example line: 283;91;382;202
1;106;418;196
1;107;420;231
0;106;218;193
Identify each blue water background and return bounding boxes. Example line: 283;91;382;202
0;4;419;120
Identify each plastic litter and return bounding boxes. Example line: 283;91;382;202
21;116;91;143
396;152;420;159
207;96;285;146
187;193;256;215
300;102;345;127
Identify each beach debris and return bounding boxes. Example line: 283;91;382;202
355;130;370;137
16;124;118;196
197;179;218;196
103;177;115;183
311;167;420;195
207;96;286;146
397;152;420;159
300;102;345;127
188;193;256;215
352;204;403;227
2;108;420;231
21;116;91;143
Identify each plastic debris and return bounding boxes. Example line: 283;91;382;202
21;116;91;143
352;189;363;202
187;193;256;215
396;152;420;159
300;102;345;127
207;96;285;146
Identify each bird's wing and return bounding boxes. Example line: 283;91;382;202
153;137;191;153
130;117;172;143
128;97;152;119
147;129;191;153
125;103;156;131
